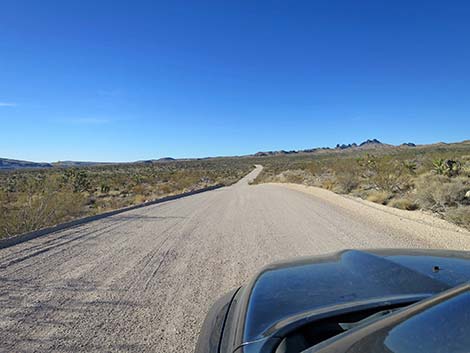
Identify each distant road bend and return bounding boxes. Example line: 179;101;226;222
1;165;469;352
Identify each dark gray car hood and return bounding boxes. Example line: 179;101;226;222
241;249;470;344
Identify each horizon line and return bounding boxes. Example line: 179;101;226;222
2;138;469;164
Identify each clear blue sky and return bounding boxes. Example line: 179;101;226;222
1;1;469;162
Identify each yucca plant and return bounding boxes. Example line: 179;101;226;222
432;159;447;175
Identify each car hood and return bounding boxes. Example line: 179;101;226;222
240;249;470;344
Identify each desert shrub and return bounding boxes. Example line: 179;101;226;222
366;191;392;205
462;162;470;177
355;154;405;192
320;178;336;190
334;172;359;193
62;169;91;192
305;163;322;176
159;184;173;194
364;156;412;193
415;174;469;212
133;194;147;204
132;184;146;195
388;197;419;210
0;189;85;238
445;207;470;229
276;170;314;184
403;160;418;175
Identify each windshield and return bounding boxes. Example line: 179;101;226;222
299;284;470;353
380;290;470;353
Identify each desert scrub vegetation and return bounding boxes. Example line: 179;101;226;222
252;141;470;230
0;159;252;239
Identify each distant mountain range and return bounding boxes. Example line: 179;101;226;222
253;139;416;157
2;139;466;170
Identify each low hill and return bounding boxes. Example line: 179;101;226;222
0;158;52;170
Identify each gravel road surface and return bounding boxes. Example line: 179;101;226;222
1;165;469;353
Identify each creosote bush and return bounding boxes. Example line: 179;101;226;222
0;177;85;237
415;174;469;212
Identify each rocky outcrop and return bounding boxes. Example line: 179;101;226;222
359;139;382;147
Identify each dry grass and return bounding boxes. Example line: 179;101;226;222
366;191;392;205
446;207;470;229
388;197;419;211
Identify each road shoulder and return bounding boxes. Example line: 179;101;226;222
268;182;470;250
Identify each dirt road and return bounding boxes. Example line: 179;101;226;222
1;165;469;352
